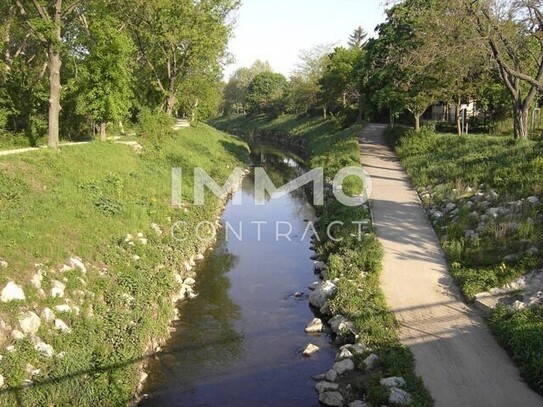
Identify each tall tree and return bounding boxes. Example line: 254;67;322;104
124;0;239;116
75;13;134;141
14;0;86;149
319;47;364;113
246;71;288;116
465;0;543;139
348;26;368;48
223;60;272;114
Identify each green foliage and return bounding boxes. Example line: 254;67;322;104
137;108;175;143
246;72;289;117
488;306;543;394
319;46;364;114
75;14;134;133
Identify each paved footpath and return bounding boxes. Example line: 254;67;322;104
359;123;543;407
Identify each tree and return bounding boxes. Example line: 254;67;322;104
75;14;134;141
124;0;239;116
246;71;288;116
223;60;272;114
13;0;86;149
319;47;364;115
367;1;449;131
464;0;543;139
348;26;368;48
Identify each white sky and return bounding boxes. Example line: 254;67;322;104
224;0;387;79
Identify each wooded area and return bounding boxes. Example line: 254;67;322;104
0;0;238;148
222;0;543;140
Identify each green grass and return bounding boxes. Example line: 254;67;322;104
388;125;543;396
0;123;249;406
213;115;433;406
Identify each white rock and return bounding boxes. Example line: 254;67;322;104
34;341;54;357
0;374;4;387
326;369;338;382
136;232;144;238
486;207;500;218
139;238;148;245
336;348;354;361
1;282;25;302
150;223;162;235
309;281;337;309
381;376;406;387
41;308;56;322
332;358;355;374
54;319;72;333
11;330;25;340
30;270;44;289
349;401;367;407
303;343;320;357
54;304;71;313
318;391;344;407
527;196;540;205
0;260;7;269
364;354;379;370
132;255;141;261
487;190;499;201
304;318;323;333
315;381;340;393
18;311;41;335
184;277;196;286
50;280;66;298
69;257;87;273
125;234;134;242
389;387;413;405
194;254;204;261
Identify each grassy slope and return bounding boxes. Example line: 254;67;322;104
212;115;432;406
388;126;543;394
0;123;249;406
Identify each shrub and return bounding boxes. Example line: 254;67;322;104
137;108;175;143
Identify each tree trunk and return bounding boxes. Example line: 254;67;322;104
456;99;462;136
390;108;395;128
165;95;176;115
47;2;62;149
323;106;327;119
357;95;363;122
414;113;421;132
513;101;529;140
99;122;107;141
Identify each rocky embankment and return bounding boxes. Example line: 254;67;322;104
420;183;542;310
301;235;413;407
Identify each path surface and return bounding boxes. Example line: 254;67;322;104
0;138;134;157
359;123;543;407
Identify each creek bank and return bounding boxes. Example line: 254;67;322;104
0;124;250;406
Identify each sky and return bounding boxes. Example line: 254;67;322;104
224;0;387;80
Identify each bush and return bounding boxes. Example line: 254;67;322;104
488;306;543;394
137;108;175;143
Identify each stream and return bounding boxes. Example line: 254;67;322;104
139;143;335;406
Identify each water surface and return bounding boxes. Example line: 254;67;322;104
140;144;335;407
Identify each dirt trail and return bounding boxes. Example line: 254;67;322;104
359;123;543;407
